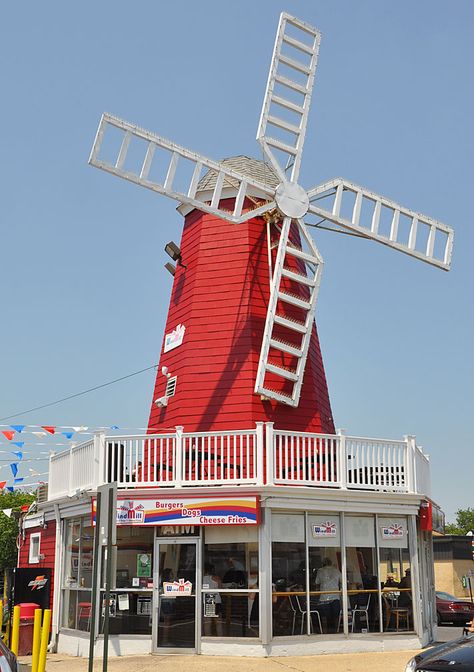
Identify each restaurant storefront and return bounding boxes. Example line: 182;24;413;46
49;489;431;657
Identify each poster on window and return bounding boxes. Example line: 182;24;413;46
204;593;217;617
136;553;152;577
378;517;408;548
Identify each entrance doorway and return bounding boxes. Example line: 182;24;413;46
154;539;199;651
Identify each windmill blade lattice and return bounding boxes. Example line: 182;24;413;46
89;113;277;224
257;12;321;183
306;178;453;270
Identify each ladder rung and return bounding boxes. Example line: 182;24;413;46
275;74;308;95
282;34;315;56
267;115;301;136
274;314;308;334
258;387;295;405
266;362;299;382
278;291;311;310
282;267;316;287
266;137;298;156
270;338;303;358
286;246;319;264
279;53;312;76
271;94;305;116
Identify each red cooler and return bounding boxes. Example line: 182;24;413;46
17;602;40;656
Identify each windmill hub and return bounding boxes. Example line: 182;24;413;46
275;181;309;219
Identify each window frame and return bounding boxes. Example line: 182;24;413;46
29;531;41;564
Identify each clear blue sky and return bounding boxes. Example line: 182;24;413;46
0;1;472;521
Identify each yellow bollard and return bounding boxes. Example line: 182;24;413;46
31;609;43;672
37;609;51;672
10;605;20;656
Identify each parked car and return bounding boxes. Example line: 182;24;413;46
405;631;474;671
436;591;474;625
0;638;17;672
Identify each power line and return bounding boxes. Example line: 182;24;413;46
0;364;158;423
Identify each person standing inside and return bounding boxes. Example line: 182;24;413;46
314;557;342;633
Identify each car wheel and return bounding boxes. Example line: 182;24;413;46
437;612;442;626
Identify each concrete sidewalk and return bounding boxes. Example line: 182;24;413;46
19;649;420;672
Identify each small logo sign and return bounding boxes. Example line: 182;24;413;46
381;523;404;539
163;578;192;596
28;575;48;591
312;521;337;538
164;324;186;353
117;501;145;524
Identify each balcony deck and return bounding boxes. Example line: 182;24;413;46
47;423;431;501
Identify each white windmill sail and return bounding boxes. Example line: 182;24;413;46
89;12;455;409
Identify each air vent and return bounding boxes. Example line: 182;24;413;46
165;376;177;398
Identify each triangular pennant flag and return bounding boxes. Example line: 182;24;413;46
0;482;6;490
2;431;15;441
31;431;46;437
72;426;88;432
41;426;55;435
6;487;14;492
10;463;18;478
110;425;119;430
14;478;24;484
61;432;74;440
12;442;25;449
11;451;23;460
1;508;12;517
10;425;25;433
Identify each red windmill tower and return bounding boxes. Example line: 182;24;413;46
89;13;453;481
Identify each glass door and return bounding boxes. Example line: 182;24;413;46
154;539;198;651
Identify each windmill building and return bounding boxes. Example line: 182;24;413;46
19;13;452;657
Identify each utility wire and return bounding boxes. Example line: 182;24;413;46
0;364;158;422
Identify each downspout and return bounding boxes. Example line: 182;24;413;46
49;504;62;652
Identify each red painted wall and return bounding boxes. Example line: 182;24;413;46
148;204;334;435
18;522;56;610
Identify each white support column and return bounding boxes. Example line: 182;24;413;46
259;506;273;646
336;428;347;490
408;514;423;639
265;422;275;486
404;434;416;493
175;426;184;487
94;431;106;487
68;443;75;496
255;422;265;486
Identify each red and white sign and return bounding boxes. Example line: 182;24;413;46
163;578;192;597
312;521;337;538
117;501;145;524
164;324;186;353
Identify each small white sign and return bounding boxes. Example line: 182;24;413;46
312;521;337;538
164;324;186;353
118;593;129;611
381;524;404;539
132;577;140;587
163;578;192;597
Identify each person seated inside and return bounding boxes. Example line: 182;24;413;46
222;557;246;587
397;569;412;608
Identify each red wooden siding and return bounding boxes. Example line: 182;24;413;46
18;522;57;610
148;204;334;436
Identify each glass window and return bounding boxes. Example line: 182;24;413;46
345;515;380;634
272;513;305;636
308;515;342;634
62;518;93;631
378;517;412;632
203;528;258;638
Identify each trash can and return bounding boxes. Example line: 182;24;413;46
17;602;40;656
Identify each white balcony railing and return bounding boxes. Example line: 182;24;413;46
48;423;430;500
